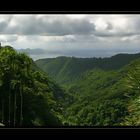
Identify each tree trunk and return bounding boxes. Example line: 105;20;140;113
2;99;4;123
13;92;16;126
8;91;11;126
20;84;23;126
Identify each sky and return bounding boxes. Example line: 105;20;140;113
0;14;140;60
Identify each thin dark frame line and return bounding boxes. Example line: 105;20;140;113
1;127;140;129
1;11;140;12
0;11;140;130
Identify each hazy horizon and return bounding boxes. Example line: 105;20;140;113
16;47;140;60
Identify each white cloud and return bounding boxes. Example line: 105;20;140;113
1;14;140;59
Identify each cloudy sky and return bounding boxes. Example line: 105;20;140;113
0;14;140;60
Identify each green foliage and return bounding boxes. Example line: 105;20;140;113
36;53;140;126
120;96;140;126
35;53;140;86
1;45;140;127
0;46;63;127
120;58;140;125
60;68;129;126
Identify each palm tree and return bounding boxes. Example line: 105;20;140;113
0;48;19;126
18;53;32;126
9;52;18;126
6;49;17;126
0;49;8;125
0;47;33;126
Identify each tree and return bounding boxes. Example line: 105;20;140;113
0;46;62;127
18;53;32;126
0;47;33;126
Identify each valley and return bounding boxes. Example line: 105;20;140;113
0;45;140;127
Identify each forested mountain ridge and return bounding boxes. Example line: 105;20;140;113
34;52;140;126
35;53;140;86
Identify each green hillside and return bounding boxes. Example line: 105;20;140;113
61;58;140;126
61;69;126;125
35;53;140;86
35;52;140;126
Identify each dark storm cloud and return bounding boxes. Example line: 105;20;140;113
1;15;140;38
1;15;95;36
43;18;95;35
